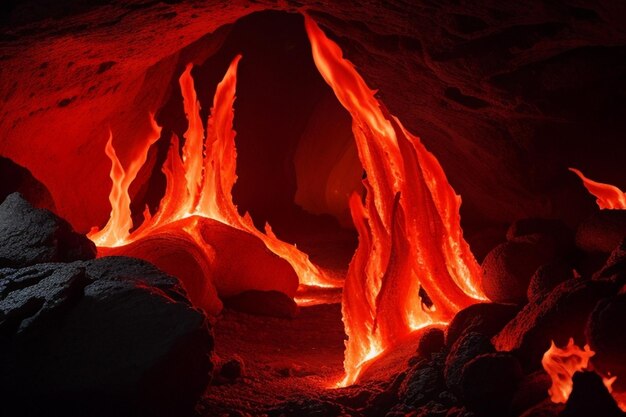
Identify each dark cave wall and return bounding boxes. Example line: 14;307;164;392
1;0;625;233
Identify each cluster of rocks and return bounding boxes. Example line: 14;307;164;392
0;193;214;417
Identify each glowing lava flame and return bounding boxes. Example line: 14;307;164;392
569;168;626;209
90;15;487;386
304;16;486;385
89;55;338;304
542;338;623;408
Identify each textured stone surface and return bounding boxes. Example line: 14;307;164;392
0;257;213;417
576;210;626;253
0;156;56;211
460;353;523;415
493;278;618;369
446;302;519;347
527;260;575;302
560;371;625;417
481;235;559;304
1;1;625;233
0;193;95;268
444;332;494;392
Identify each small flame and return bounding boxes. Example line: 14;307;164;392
542;338;623;409
569;168;626;209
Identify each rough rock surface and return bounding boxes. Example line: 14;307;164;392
560;371;625;417
460;353;523;415
576;210;626;253
446;302;519;347
493;278;618;369
399;356;446;408
417;327;445;359
481;235;560;304
0;257;213;417
0;156;56;211
527;260;575;302
444;332;494;392
0;193;96;268
585;293;626;390
1;1;625;233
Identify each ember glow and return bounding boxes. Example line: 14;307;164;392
90;15;486;387
304;16;486;385
569;168;626;209
542;338;624;409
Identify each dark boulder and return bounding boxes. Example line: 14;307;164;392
0;256;213;417
418;328;445;359
399;358;445;408
493;278;618;370
560;371;625;417
528;261;575;302
594;237;626;283
446;302;519;347
0;193;95;268
0;156;56;212
444;332;494;393
586;293;626;391
219;356;246;381
481;235;560;304
511;370;552;416
576;210;626;253
460;353;523;415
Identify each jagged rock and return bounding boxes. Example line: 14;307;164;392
0;193;96;268
446;303;519;347
576;210;626;253
493;278;618;369
0;256;213;417
417;328;445;358
0;156;56;212
481;235;560;304
594;237;626;283
560;371;625;417
224;290;299;318
399;356;446;407
444;332;494;393
528;261;575;302
460;353;523;415
586;293;626;391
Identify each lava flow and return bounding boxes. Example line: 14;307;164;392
542;338;624;409
304;16;486;385
569;168;626;209
90;15;486;387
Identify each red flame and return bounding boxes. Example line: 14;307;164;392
542;338;623;409
569;168;626;209
90;15;487;386
304;16;486;385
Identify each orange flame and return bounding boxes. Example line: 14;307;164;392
542;338;622;408
304;15;486;385
569;168;626;209
90;55;338;297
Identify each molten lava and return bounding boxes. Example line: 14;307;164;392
304;16;486;385
569;168;626;209
90;14;486;386
542;338;623;409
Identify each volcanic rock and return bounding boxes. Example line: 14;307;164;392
576;210;626;253
594;237;626;283
399;358;446;408
493;277;618;369
519;400;563;417
460;352;523;415
0;256;213;417
527;261;575;302
0;156;56;211
560;371;625;417
481;234;561;304
417;327;445;358
219;356;246;381
446;302;519;347
0;193;96;268
444;332;494;393
511;370;552;416
585;292;626;390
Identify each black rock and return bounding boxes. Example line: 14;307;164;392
560;371;625;417
399;358;445;407
0;156;56;212
594;237;626;283
0;192;95;268
418;328;445;358
576;210;626;253
444;332;494;393
511;370;552;416
0;256;213;417
446;302;519;347
528;261;575;302
460;352;523;415
219;356;245;381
